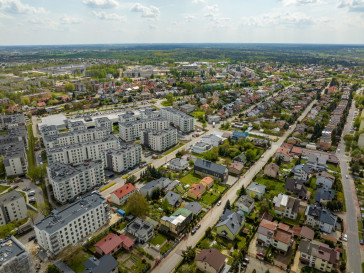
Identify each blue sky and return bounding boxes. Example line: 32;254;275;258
0;0;363;45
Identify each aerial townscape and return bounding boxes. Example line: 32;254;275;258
0;2;364;273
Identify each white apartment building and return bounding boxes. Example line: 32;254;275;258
0;191;27;226
3;143;28;177
104;145;142;173
139;108;160;120
160;108;195;133
119;118;168;142
43;127;110;149
47;161;105;204
39;125;58;137
68;120;87;132
94;117;113;132
47;135;119;164
118;112;137;123
34;193;110;255
141;127;178;152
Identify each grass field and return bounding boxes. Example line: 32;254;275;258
0;185;10;193
150;234;167;246
179;172;203;186
66;249;93;273
160;241;174;255
254;175;286;197
201;191;220;206
163;143;184;155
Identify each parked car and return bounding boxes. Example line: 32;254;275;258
243;258;250;263
28;191;35;197
196;224;201;230
12;185;18;189
29;198;36;203
217;201;222;206
343;234;348;242
28;235;36;242
191;229;197;235
345;175;349;179
360;239;364;245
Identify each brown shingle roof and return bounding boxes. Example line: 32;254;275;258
195;248;225;272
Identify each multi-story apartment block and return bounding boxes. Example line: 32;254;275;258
119;118;168;142
141;127;177;152
160;108;195;133
139;108;160;120
47;161;105;204
273;194;300;220
103;145;142;173
94;117;113;132
118;112;137;123
0;114;25;130
34;193;110;255
40;125;58;137
0;191;27;226
0;237;35;273
3;142;28;177
43;127;109;149
47;135;119;164
299;239;339;272
68;120;87;132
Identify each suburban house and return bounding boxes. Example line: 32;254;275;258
264;163;280;179
299;239;340;272
273;194;300;220
201;134;223;147
232;131;248;140
167;158;189;171
139;177;173;197
83;255;118;273
163;191;182;207
194;159;228;182
94;233;134;256
314;188;335;204
293;164;310;181
246;182;266;199
285;178;308;199
184;202;203;216
235;195;255;215
257;220;293;255
228;162;244;175
110;184;136;206
316;172;335;189
192;141;212;154
216;209;245;240
187;183;206;200
233;152;247;165
306;154;328;172
305;204;337;233
275;147;292;162
195;248;226;273
126;217;154;244
200;176;214;189
160;208;192;235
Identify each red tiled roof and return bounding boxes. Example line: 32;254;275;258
111;183;136;199
259;219;277;231
188;183;206;198
94;233;122;255
200;177;214;185
119;235;134;248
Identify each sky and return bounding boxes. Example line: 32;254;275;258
0;0;364;45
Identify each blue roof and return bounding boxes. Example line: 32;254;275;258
233;131;248;137
117;209;125;215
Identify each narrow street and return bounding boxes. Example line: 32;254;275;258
337;95;361;273
151;99;317;273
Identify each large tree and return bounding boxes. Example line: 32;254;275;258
126;192;149;217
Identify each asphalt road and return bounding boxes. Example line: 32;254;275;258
337;95;361;273
151;99;316;273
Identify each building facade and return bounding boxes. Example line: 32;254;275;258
141;127;178;152
0;191;27;226
103;145;142;173
160;108;195;133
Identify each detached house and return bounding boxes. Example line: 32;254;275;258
306;154;328;172
163;191;182;207
216;209;245;240
275;147;291;163
273;194;300;220
195;248;226;273
257;220;293;255
110;184;136;206
264;163;280;179
316;172;335;189
160;208;192;235
187;183;206;200
235;195;255;215
299;239;340;272
293;164;310;181
167;158;189;171
305;204;337;233
285;178;308;199
246;182;266;199
194;159;228;182
126;217;154;244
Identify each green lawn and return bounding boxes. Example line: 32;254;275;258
327;163;340;173
190;111;205;119
163;143;184;155
160;241;174;255
254;175;286;197
67;250;92;273
0;185;10;193
179;172;203;186
358;220;363;240
120;254;149;273
150;234;167;246
201;191;220;206
161;101;172;107
213;183;226;193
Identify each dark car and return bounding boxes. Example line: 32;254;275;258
191;229;197;235
196;224;201;230
12;185;18;189
360;239;364;245
28;235;36;242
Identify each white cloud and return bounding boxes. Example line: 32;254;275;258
204;4;218;12
92;10;125;21
337;0;364;12
185;15;195;22
241;11;328;26
149;23;156;29
0;0;45;14
82;0;119;9
192;0;208;3
60;15;82;24
280;0;320;6
130;3;160;18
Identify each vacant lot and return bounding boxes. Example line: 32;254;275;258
180;172;203;186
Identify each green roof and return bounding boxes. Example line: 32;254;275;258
172;208;192;218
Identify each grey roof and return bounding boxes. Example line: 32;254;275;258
163;191;181;206
40;125;58;133
160;107;193;119
141;177;172;191
83;255;118;273
169;158;188;168
285;178;307;196
35;193;106;234
164;180;179;191
194;159;227;175
236;195;254;208
0;190;24;205
55;261;75;273
43;127;108;143
143;127;177;136
315;188;335;202
307;204;337;225
294;164;310;174
0;237;26;266
247;182;266;194
216;209;245;236
126;217;154;238
184;202;203;215
104;144;141;156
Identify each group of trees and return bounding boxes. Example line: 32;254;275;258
140;165;162;182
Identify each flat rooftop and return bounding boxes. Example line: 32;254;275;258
0;237;26;266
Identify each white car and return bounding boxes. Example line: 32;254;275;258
346;175;348;179
343;234;348;242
